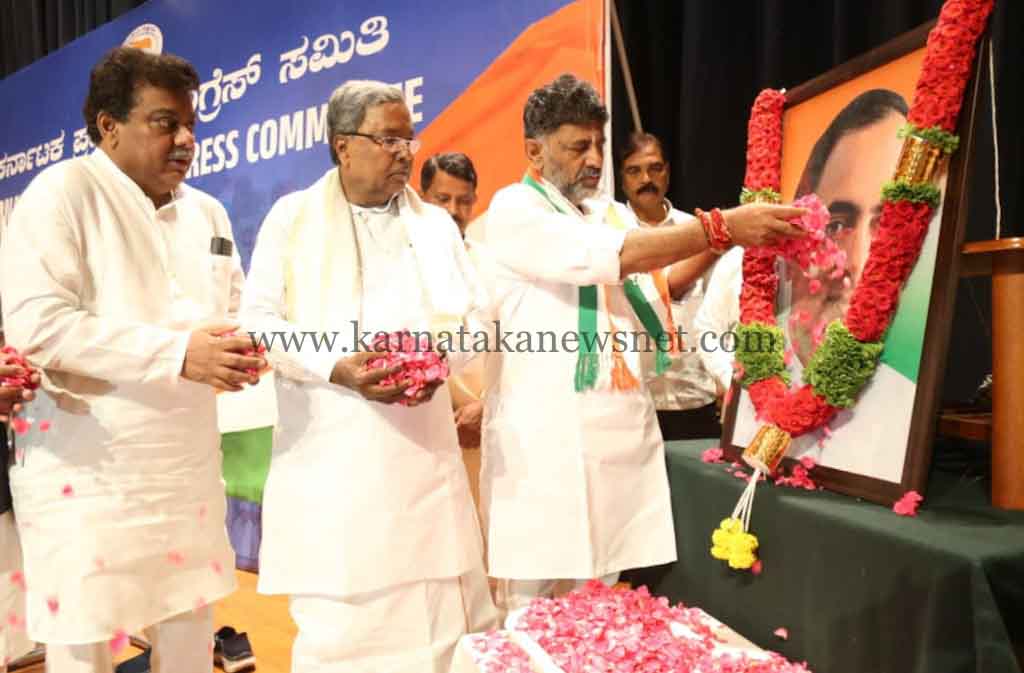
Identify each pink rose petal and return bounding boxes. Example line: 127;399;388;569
166;551;186;566
6;611;25;631
61;484;74;497
38;420;51;432
210;560;223;575
893;490;923;517
774;627;789;640
9;571;26;592
701;448;725;464
109;629;129;655
47;596;60;615
10;417;31;435
751;559;763;575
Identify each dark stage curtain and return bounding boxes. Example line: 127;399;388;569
611;0;1022;405
1;0;1017;404
0;0;145;79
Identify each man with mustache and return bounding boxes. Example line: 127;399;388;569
420;152;479;236
1;47;263;672
703;89;918;483
620;132;722;440
241;80;497;672
479;74;807;610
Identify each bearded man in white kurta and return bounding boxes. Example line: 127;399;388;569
480;74;807;610
241;80;497;673
0;48;265;673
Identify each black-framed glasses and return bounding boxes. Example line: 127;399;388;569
347;132;421;155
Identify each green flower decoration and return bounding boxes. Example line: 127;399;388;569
735;323;789;385
898;123;960;154
803;321;884;408
882;181;942;207
740;187;782;205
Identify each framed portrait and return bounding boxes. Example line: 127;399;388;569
721;21;986;504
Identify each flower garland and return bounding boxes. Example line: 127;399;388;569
737;0;993;438
712;0;994;571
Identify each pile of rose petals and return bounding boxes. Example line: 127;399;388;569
368;331;449;404
467;631;536;673
1;345;39;391
512;581;812;673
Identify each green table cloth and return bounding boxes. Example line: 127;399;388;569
629;439;1024;673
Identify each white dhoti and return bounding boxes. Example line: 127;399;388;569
1;511;32;670
44;605;212;673
494;571;621;613
289;568;498;673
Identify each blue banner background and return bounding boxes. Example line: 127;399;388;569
0;0;574;268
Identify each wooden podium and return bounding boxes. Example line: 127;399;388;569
941;237;1024;510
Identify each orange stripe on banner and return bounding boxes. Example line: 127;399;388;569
413;0;605;220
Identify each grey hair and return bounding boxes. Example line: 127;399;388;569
326;80;407;164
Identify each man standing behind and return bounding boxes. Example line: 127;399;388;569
480;74;806;611
242;80;496;673
620;132;722;439
420;152;479;236
1;47;262;673
420;152;487;509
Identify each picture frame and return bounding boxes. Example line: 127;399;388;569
721;20;986;505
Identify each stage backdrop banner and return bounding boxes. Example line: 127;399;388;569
0;0;609;570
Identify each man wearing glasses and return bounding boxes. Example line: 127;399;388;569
1;47;262;672
241;80;496;672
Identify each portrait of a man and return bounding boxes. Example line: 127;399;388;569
732;54;949;487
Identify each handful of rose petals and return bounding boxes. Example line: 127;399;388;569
1;345;40;390
368;331;449;406
760;193;847;278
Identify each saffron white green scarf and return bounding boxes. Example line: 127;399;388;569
522;171;679;392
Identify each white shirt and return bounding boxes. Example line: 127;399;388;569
629;199;718;410
1;149;239;642
694;246;745;390
241;184;485;598
477;182;676;580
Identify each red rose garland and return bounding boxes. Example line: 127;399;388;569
737;0;993;437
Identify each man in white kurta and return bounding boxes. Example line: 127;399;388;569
619;131;721;440
241;81;496;673
0;48;263;673
480;74;806;610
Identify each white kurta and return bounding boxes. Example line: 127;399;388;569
241;177;487;598
478;182;677;581
631;201;718;411
0;150;239;644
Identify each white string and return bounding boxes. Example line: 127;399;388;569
743;469;761;532
988;39;1002;239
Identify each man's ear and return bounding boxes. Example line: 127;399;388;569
97;111;119;146
524;137;545;171
332;135;348;166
